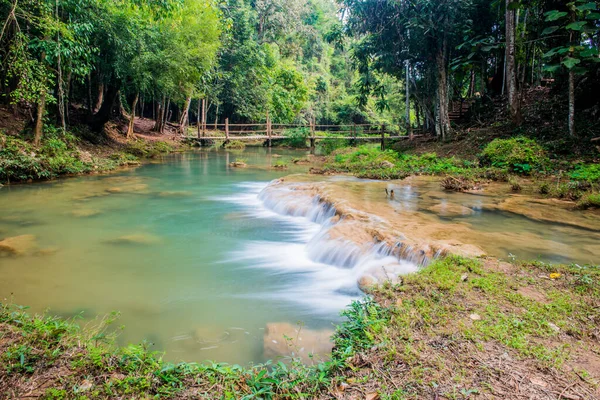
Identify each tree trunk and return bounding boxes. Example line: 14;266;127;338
568;69;575;137
87;73;93;116
214;103;219;129
197;99;201;137
33;51;47;146
201;98;206;136
89;84;119;132
179;96;192;134
94;82;104;113
127;92;139;140
406;61;412;138
153;96;164;132
34;91;47;146
506;0;521;124
435;40;450;140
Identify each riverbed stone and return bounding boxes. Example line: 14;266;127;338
34;247;60;257
427;203;475;217
157;191;193;197
71;209;102;218
107;233;161;246
0;234;37;256
263;322;334;364
229;161;247;168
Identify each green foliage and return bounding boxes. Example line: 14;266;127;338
282;127;308;147
480;137;548;175
577;192;600;209
223;140;246;150
124;140;173;158
543;0;600;73
326;145;482;179
569;163;600;182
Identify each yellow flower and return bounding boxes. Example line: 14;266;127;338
549;273;561;280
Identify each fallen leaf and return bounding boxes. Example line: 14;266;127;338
529;376;548;387
470;313;481;321
366;393;380;400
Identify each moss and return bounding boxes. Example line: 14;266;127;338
479;137;549;175
223;140;245;150
577;192;600;209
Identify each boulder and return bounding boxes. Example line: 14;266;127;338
71;209;101;218
428;203;475;217
0;235;37;256
263;322;334;363
106;233;161;246
157;191;192;198
34;247;60;257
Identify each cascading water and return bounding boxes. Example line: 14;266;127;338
218;179;419;312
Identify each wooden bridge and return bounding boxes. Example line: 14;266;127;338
184;119;420;150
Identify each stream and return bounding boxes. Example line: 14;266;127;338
0;148;598;365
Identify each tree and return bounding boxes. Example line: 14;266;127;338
543;1;600;136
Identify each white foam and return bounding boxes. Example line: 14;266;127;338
214;180;418;313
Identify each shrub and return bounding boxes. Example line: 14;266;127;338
282;127;308;148
578;193;600;209
569;163;600;183
480;137;548;175
223;140;245;150
319;138;351;155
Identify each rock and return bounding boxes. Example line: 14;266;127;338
78;380;93;392
78;150;93;164
358;274;378;292
272;154;282;158
263;322;334;363
157;191;192;197
428;203;475;217
380;160;395;169
106;234;161;246
470;313;481;321
0;235;37;256
106;187;123;194
548;322;560;333
71;209;101;218
34;247;59;257
229;162;247;168
461;273;468;282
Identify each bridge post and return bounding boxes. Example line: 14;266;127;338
225;118;229;144
267;111;272;147
380;124;385;151
310;117;315;149
201;98;206;137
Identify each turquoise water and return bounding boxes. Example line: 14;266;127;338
2;148;597;366
0;148;341;365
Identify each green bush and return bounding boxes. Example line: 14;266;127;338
569;163;600;183
318;138;351;155
480;137;548;175
223;140;245;150
578;193;600;209
282;127;308;147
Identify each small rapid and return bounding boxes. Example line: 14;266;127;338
217;180;418;312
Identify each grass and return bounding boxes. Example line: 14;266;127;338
1;256;598;399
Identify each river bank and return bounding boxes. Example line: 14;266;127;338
1;254;599;399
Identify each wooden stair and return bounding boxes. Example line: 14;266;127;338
448;100;474;122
